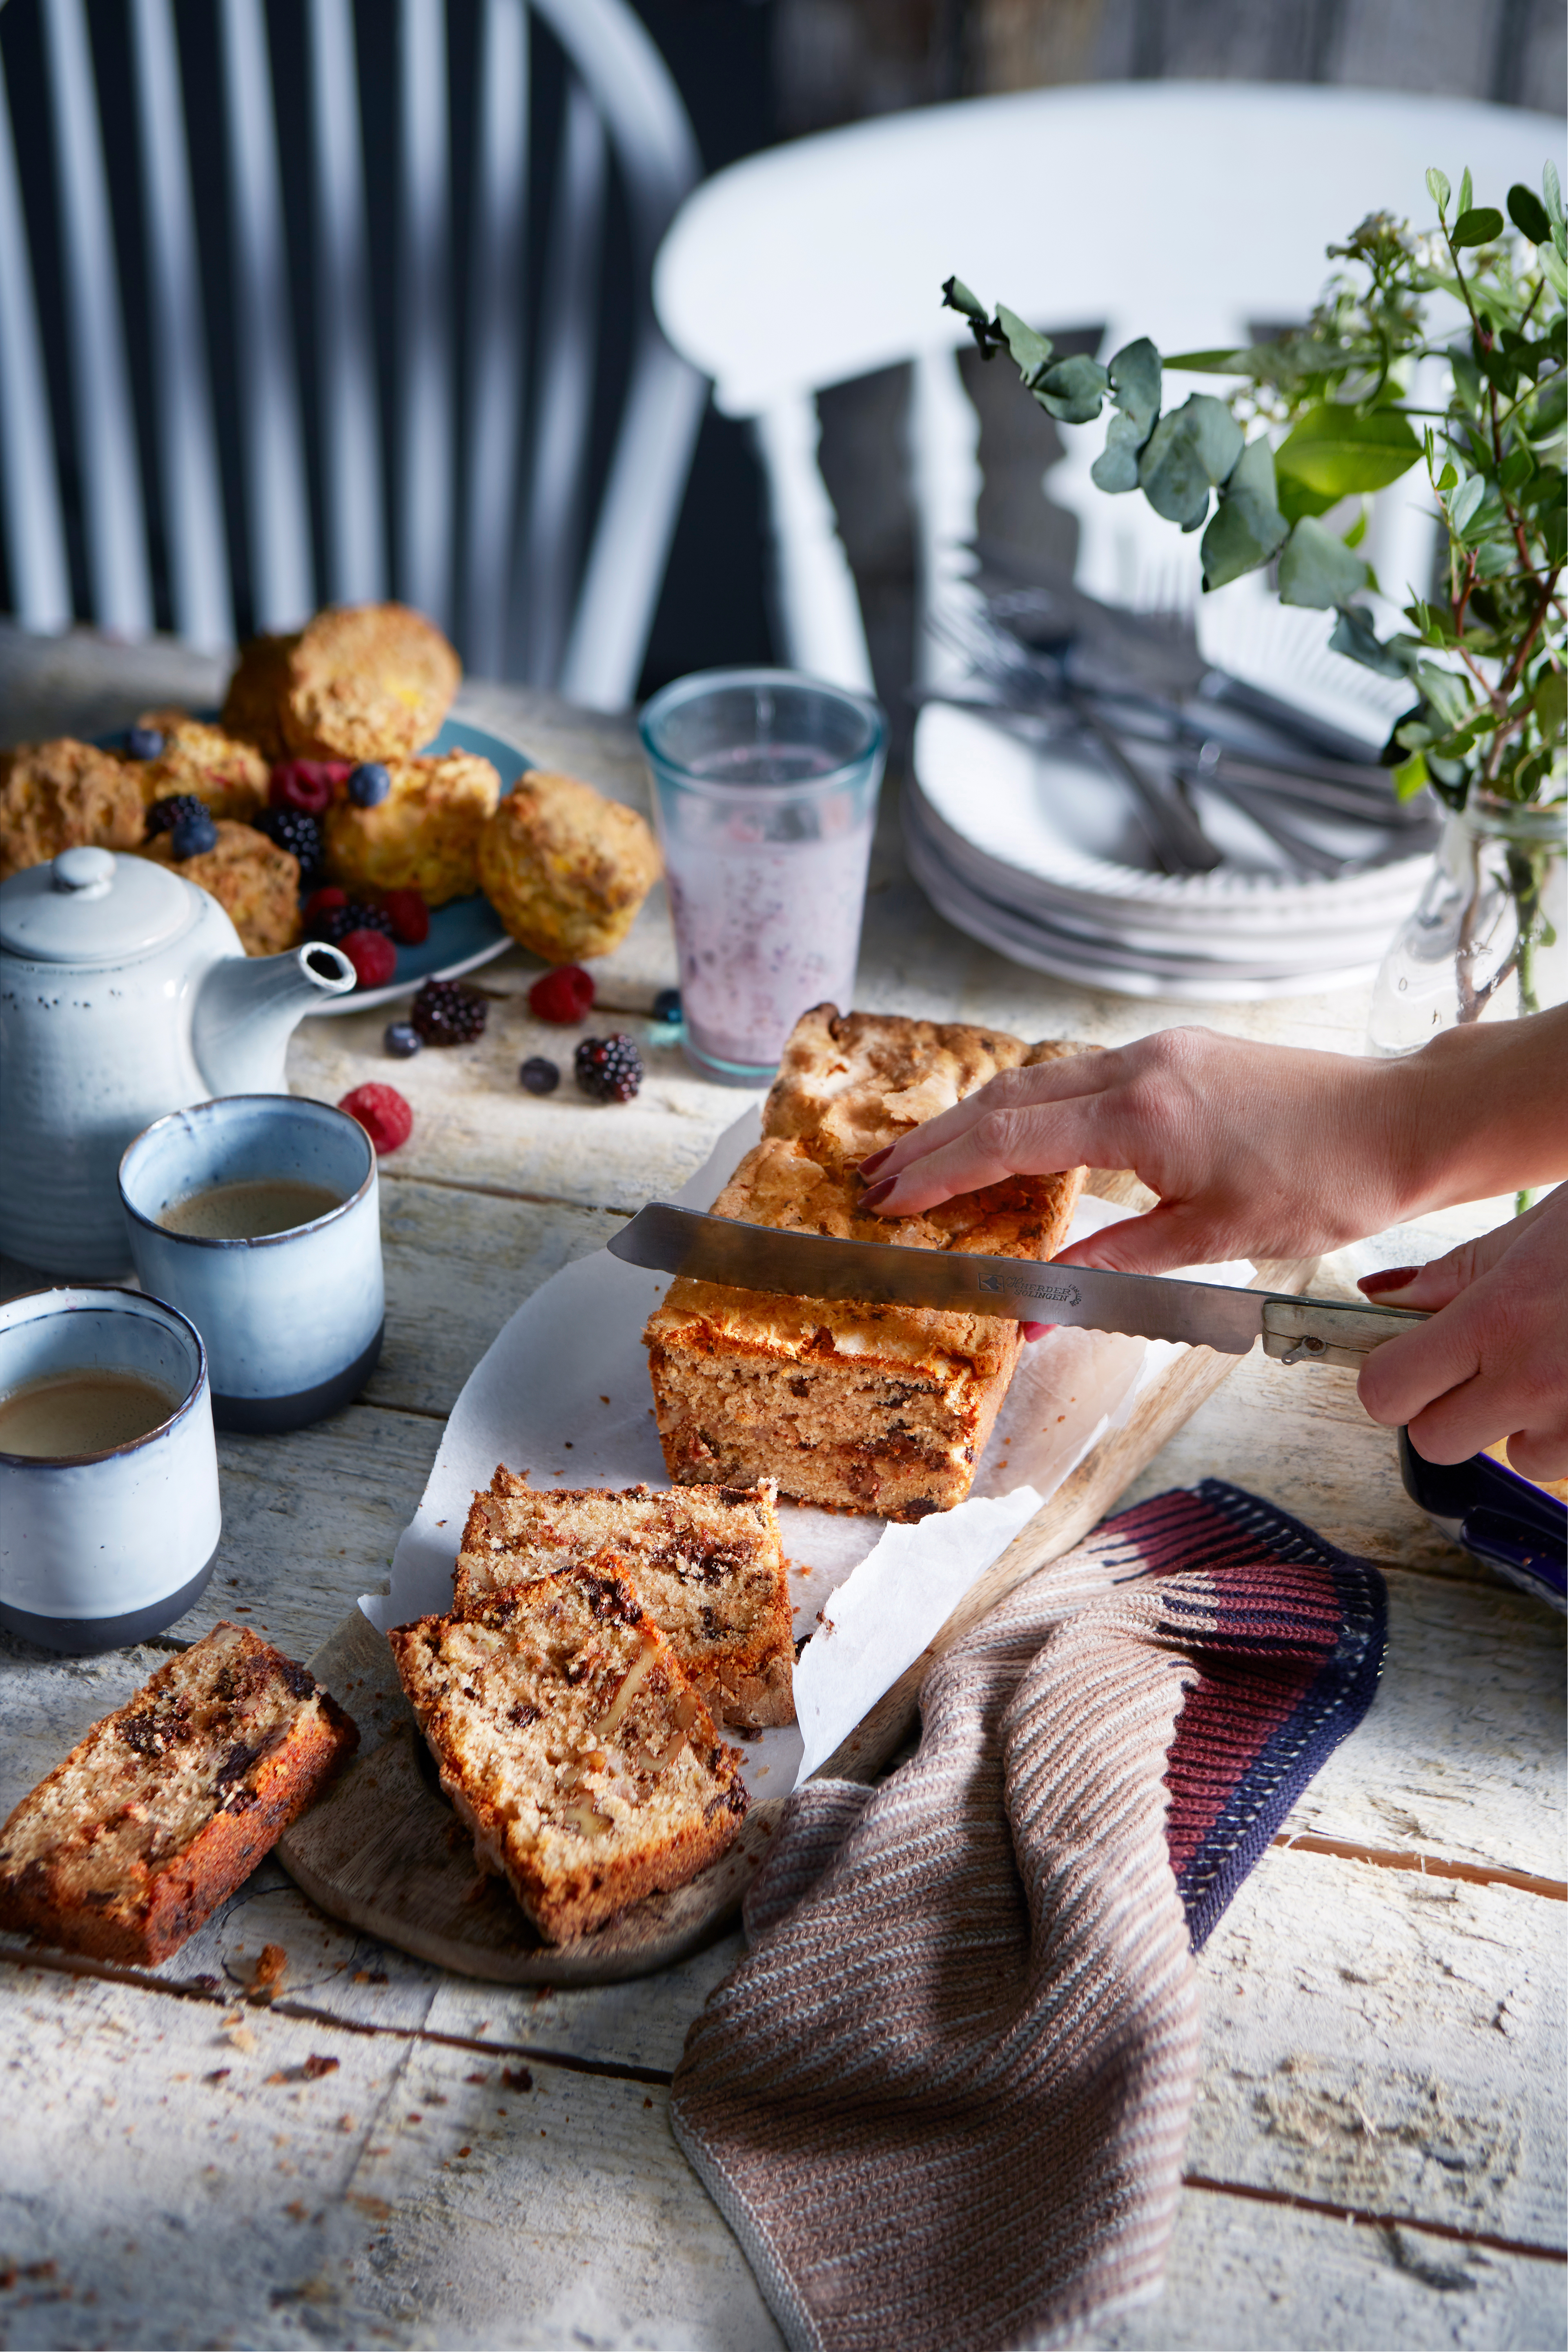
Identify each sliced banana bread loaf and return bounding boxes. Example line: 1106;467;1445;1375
454;1472;793;1729
0;1623;357;1964
390;1568;748;1944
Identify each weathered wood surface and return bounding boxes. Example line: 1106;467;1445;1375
1;631;1563;2349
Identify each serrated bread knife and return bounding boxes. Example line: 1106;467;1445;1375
608;1203;1429;1369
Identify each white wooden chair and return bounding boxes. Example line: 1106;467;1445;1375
654;84;1562;695
0;0;703;704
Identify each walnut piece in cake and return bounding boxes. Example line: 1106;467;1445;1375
643;1008;1091;1520
0;1623;358;1964
390;1570;748;1944
454;1472;793;1729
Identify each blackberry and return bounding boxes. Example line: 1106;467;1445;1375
411;977;488;1046
520;1055;560;1095
384;1020;422;1060
312;898;395;946
145;793;207;840
256;805;326;884
574;1033;642;1104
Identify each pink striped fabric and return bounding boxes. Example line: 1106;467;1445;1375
671;1482;1386;2351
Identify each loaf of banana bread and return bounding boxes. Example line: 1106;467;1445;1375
0;1623;357;1964
643;1008;1089;1519
454;1472;794;1729
390;1568;748;1943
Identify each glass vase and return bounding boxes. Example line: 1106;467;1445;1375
1366;794;1567;1056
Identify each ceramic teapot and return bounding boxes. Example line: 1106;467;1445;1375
0;846;355;1276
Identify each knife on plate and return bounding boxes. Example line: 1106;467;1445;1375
607;1203;1428;1370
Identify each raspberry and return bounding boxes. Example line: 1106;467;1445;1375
528;964;595;1024
270;758;350;815
339;1083;413;1155
520;1056;560;1094
381;887;430;946
145;793;207;839
303;885;347;929
411;978;488;1045
257;806;326;884
126;725;166;760
340;929;398;989
574;1033;642;1103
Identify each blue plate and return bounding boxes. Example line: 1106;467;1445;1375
310;716;532;1016
1397;1428;1566;1612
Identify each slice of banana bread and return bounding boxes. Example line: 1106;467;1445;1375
453;1473;793;1730
0;1623;357;1964
643;1009;1090;1520
390;1569;749;1944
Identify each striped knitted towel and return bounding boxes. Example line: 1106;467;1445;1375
670;1480;1386;2352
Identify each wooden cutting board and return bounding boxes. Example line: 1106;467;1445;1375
278;1219;1317;1986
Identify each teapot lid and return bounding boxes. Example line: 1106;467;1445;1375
0;847;197;964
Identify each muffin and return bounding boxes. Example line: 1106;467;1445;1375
0;739;146;883
219;633;300;764
278;604;460;762
134;715;269;824
138;820;302;956
477;771;661;961
324;750;501;905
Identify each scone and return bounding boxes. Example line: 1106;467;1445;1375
0;1621;357;1965
0;739;145;882
134;714;269;824
390;1570;748;1943
139;820;302;955
220;631;301;763
643;1009;1090;1520
476;771;660;961
454;1472;794;1729
324;750;501;905
279;604;461;762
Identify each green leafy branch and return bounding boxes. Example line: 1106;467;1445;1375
942;160;1566;813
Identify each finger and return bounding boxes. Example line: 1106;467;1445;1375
860;1098;1109;1215
1401;1374;1557;1468
1053;1204;1232;1277
1357;1304;1481;1430
866;1054;1115;1182
1357;1217;1538;1312
1501;1425;1568;1483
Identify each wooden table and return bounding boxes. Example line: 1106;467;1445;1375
2;627;1563;2351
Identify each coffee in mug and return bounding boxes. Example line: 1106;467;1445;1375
0;1366;180;1458
158;1178;343;1241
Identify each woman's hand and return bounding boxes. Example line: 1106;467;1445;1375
858;1028;1421;1272
1356;1187;1568;1481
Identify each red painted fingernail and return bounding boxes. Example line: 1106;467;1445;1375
859;1176;896;1209
1020;1321;1056;1342
1359;1266;1419;1296
859;1147;892;1177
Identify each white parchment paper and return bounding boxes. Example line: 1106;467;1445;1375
368;1113;1251;1793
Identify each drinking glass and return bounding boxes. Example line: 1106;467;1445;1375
639;668;887;1084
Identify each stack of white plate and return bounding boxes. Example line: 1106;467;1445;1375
906;601;1437;1003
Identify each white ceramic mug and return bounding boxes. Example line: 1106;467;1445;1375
0;1286;221;1652
119;1096;384;1433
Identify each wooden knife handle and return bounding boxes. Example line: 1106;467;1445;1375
1261;1295;1428;1371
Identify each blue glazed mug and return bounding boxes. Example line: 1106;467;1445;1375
119;1096;384;1433
0;1285;221;1652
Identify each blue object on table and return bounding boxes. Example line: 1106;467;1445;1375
1398;1428;1566;1611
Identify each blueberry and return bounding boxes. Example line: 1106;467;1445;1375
653;987;682;1025
349;762;392;809
170;810;218;860
520;1056;560;1095
384;1020;421;1060
126;725;165;760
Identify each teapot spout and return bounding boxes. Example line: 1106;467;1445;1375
193;943;355;1097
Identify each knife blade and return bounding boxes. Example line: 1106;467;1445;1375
608;1203;1429;1368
